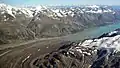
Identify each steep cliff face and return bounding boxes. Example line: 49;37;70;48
32;29;120;68
0;4;120;44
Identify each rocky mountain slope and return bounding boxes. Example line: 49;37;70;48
0;3;120;44
32;28;120;68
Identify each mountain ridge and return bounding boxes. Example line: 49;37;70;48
32;28;120;68
0;3;120;44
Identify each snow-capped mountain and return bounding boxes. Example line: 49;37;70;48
33;28;120;68
0;4;116;22
0;3;33;18
0;3;120;44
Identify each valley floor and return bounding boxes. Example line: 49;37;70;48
0;37;69;68
0;22;120;68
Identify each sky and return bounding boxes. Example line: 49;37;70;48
1;0;120;6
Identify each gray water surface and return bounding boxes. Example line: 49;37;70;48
64;23;120;41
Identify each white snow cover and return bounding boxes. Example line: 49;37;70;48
86;5;100;8
108;31;118;36
85;9;103;13
20;8;33;17
0;3;115;21
0;3;34;19
82;5;114;13
79;35;120;52
6;9;15;18
68;30;120;56
52;9;63;17
82;35;119;50
35;6;47;11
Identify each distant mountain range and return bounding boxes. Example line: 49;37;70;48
0;3;120;44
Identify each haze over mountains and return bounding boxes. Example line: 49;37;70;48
0;3;120;44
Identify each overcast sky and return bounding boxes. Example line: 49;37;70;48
1;0;120;6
